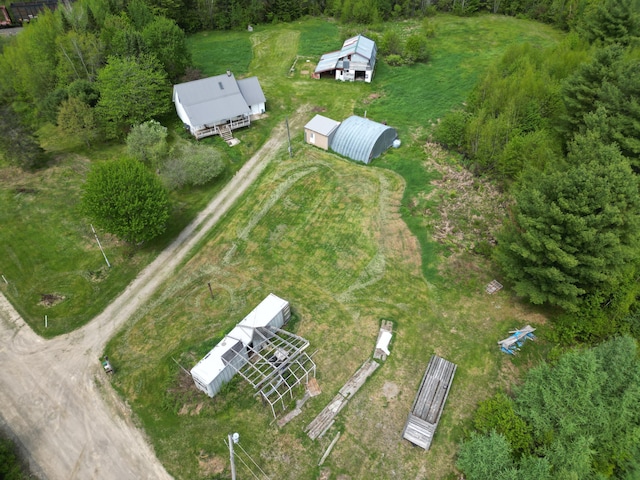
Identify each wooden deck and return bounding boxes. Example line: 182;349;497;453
402;355;456;450
194;117;250;140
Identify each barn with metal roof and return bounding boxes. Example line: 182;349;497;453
330;116;397;164
314;34;377;83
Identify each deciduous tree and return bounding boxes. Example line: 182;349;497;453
82;157;170;244
126;120;168;165
95;54;170;138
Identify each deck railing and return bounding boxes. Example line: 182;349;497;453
194;117;250;140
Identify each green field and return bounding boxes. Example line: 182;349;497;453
104;15;560;480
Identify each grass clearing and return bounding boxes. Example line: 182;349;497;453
108;14;561;480
109;144;551;479
2;12;563;477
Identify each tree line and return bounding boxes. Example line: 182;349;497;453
144;0;635;33
432;0;640;343
458;336;640;479
0;0;227;245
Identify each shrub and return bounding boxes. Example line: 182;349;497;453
160;143;226;190
126;120;168;166
433;109;468;149
386;54;403;66
82;157;170;244
404;34;430;63
379;29;403;56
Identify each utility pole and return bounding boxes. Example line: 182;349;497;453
91;224;111;268
228;433;239;480
286;116;292;158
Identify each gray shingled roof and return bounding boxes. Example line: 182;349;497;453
330;116;397;164
238;77;266;107
173;72;264;126
304;114;340;136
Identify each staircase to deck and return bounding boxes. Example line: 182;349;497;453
219;124;234;143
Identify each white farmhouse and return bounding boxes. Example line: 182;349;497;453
173;71;266;140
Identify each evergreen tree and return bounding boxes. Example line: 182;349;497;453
581;0;640;46
495;138;640;312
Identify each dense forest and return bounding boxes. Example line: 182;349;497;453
1;0;640;477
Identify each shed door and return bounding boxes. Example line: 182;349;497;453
309;132;315;144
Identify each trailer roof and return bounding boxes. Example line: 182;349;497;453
190;294;289;384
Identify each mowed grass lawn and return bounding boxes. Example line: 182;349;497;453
107;15;560;480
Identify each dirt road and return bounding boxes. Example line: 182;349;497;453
0;116;302;479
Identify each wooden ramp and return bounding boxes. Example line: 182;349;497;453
305;359;379;440
402;355;456;450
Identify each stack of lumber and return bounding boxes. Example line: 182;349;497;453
402;355;456;450
305;359;379;440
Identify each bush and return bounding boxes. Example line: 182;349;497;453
473;392;533;454
160;143;226;190
82;157;170;244
379;29;403;56
404;34;430;63
386;54;403;66
433;109;468;149
126;120;168;166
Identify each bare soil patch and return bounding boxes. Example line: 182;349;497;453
39;293;65;307
362;92;383;104
197;452;225;476
382;381;399;400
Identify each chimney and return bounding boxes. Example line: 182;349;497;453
227;70;231;77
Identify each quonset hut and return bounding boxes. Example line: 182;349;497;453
330;115;397;164
191;294;291;397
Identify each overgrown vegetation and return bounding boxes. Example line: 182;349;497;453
0;434;31;480
101;15;561;480
431;0;640;343
459;336;640;479
2;0;638;478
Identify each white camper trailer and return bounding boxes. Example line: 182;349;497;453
191;294;291;397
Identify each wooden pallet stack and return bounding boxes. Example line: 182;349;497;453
402;355;456;450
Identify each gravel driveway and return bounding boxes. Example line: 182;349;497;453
0;115;301;479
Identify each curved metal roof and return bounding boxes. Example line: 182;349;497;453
330;116;397;164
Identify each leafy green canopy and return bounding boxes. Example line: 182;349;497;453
459;336;640;479
160;143;226;190
95;55;170;139
82;157;170;244
495;139;640;313
126;120;168;165
433;41;584;181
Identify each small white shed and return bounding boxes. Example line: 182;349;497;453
304;114;340;150
191;294;291;397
